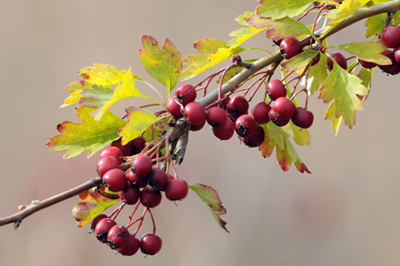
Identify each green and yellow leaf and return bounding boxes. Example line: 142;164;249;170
256;0;316;20
332;41;391;65
78;64;126;87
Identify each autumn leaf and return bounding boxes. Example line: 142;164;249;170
331;41;391;65
256;0;316;20
306;52;328;96
72;187;120;228
139;35;182;96
365;14;386;37
189;183;229;233
281;50;319;71
60;80;90;108
265;17;313;40
324;101;343;136
46;106;127;158
78;64;126;87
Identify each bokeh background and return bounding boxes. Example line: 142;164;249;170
1;1;400;265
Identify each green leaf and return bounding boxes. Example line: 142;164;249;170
365;14;386;37
281;50;319;71
189;183;229;233
324;101;343;136
265;17;313;40
139;35;182;95
72;187;120;228
78;64;126;87
256;0;315;20
46;106;127;158
327;0;370;30
79;85;114;110
284;120;311;146
118;107;165;145
318;60;368;128
227;27;268;49
259;123;311;173
332;41;391;65
306;49;328;96
357;67;373;101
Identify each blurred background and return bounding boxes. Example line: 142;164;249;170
1;1;400;265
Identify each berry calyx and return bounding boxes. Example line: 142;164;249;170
184;101;206;126
102;168;127;192
266;79;287;100
234;114;258;138
212;119;235;140
272;97;296;119
280;37;303;59
268;109;290;127
240;125;265;148
291;107;314;129
227;95;249;115
140;186;162;208
165;179;189;201
251;101;271;124
131;154;153;179
95;218;117;243
175;83;196;105
140;233;162;255
206;107;227;127
381;26;400;48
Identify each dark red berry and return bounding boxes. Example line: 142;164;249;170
206;107;227;127
111;139;131;156
120;184;140;204
107;225;130;249
140;186;162;208
327;52;347;70
148;168;169;191
227;95;249;115
167;96;183;117
291;107;314;129
212;119;235;140
129;136;146;155
90;213;108;232
251;101;271;124
240;125;265;148
165;179;189;201
266;79;287;100
184;101;206;126
234;114;258;138
280;37;303;59
175;83;196;105
102;168;127;192
127;170;148;188
311;52;321;66
395;47;400;63
379;49;398;73
97;156;120;177
189;119;206;131
272;97;296;119
95;218;117;243
117;234;140;256
131;154;153;179
381;26;400;48
268;109;290;127
140;233;162;255
359;58;376;69
100;146;124;163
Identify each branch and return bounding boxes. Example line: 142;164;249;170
0;177;103;229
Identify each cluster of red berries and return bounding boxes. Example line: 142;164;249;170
91;213;162;256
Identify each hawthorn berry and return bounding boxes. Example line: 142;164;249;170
131;154;153;179
395;47;400;63
227;95;249;115
129;136;146;155
234;114;258;138
95;218;117;243
272;97;296;119
280;37;303;59
97;156;120;177
240;125;265;148
140;233;162;255
327;52;347;70
268;109;290;127
120;184;140;204
167;96;183;117
111;139;131;156
359;58;376;69
251;101;271;124
190;119;206;131
140;186;162;208
266;79;287;100
381;26;400;48
117;234;140;256
107;225;130;249
291;107;314;129
127;170;148;188
102;168;127;192
165;179;189;201
100;146;124;163
184;101;206;126
379;49;399;73
206;107;227;127
148;168;169;191
212;119;235;140
90;213;109;232
175;83;196;105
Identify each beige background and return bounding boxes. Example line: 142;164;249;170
1;1;400;266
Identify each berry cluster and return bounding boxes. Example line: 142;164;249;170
92;136;189;256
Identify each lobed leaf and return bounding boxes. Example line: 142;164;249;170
332;42;391;65
61;80;90;108
265;17;313;40
365;14;386;38
327;0;370;31
256;0;316;20
306;50;328;96
139;35;182;95
324;101;343;136
46;106;127;158
78;64;126;87
189;183;229;233
281;50;319;71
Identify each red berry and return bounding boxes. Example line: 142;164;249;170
212;119;235;140
251;101;271;124
189;119;206;131
107;225;130;249
148;168;169;191
184;102;206;126
206;107;227;127
311;52;321;66
268;109;290;127
167;96;183;117
102;168;127;192
165;179;189;201
100;146;124;163
381;26;400;48
129;136;146;155
120;184;140;204
272;97;296;119
359;58;376;69
140;233;162;255
280;37;303;59
140;186;162;208
90;213;109;232
131;154;153;179
111;139;131;156
117;234;140;256
127;170;148;188
97;156;120;177
234;114;258;138
240;125;265;148
379;49;398;73
266;79;287;100
95;218;117;243
227;95;249;115
175;83;196;105
291;107;314;129
395;47;400;62
327;52;347;70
